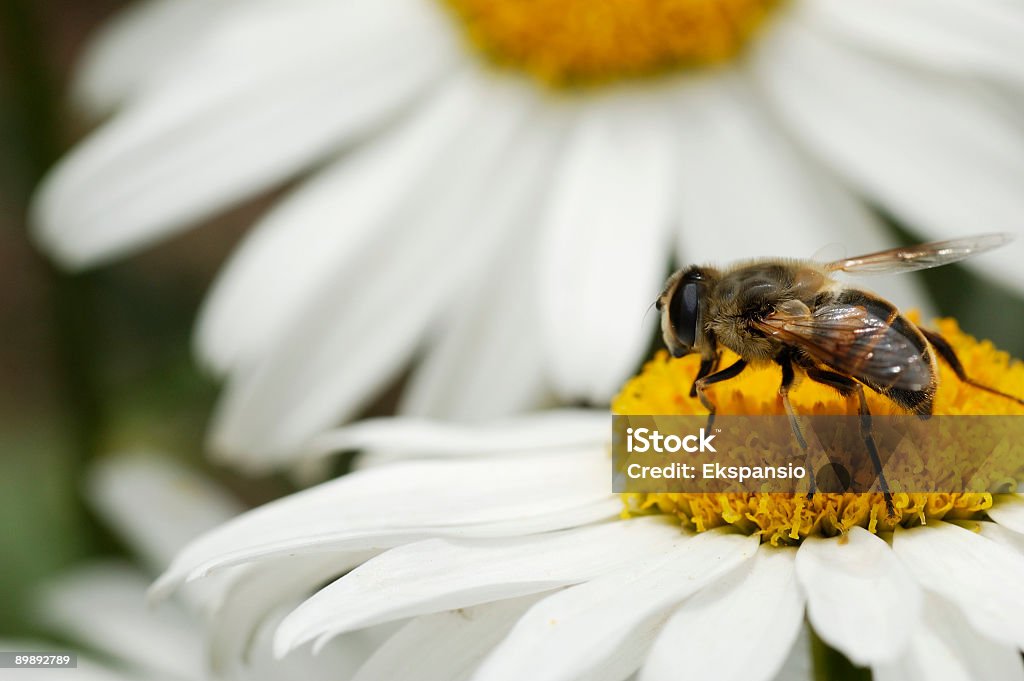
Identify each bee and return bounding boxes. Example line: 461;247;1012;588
656;233;1023;515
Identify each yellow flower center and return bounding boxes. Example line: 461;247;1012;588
614;317;1024;545
440;0;783;87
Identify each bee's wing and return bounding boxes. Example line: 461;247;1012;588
752;304;932;391
825;233;1014;275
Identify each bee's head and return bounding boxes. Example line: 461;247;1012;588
656;266;716;358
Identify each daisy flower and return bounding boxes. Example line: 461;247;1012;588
32;455;384;681
153;319;1024;681
32;0;1024;467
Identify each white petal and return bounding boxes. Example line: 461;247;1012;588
208;82;553;465
801;0;1024;86
303;410;608;463
641;548;804;681
519;615;667;681
37;562;204;680
396;103;567;421
472;531;759;681
772;625;815;681
987;494;1024;534
86;455;242;571
671;72;928;312
399;285;551;421
275;517;682;655
71;0;234;116
397;215;553;420
753;20;1024;293
796;527;920;666
971;518;1024;557
152;451;617;598
352;595;544;681
209;551;375;674
233;596;399;681
196;70;500;374
86;454;245;612
33;0;458;267
892;521;1024;649
538;94;678;403
873;593;1024;681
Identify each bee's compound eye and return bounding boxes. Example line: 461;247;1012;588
669;281;701;348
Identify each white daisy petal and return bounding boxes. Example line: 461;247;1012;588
753;20;1024;292
152;451;617;598
274;518;680;655
801;0;1024;85
86;455;245;612
86;455;242;571
397;293;550;420
209;552;376;673
207;82;555;465
398;219;553;420
303;410;608;463
892;521;1024;649
32;0;458;267
796;527;921;666
242;609;400;681
987;494;1024;534
351;595;544;681
395;103;568;421
472;531;759;681
71;0;235;116
37;562;204;681
539;94;677;403
873;593;1024;681
641;548;804;681
195;70;495;374
971;518;1024;557
549;616;666;681
772;625;814;681
671;72;927;311
673;71;864;262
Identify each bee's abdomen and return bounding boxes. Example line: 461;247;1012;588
832;289;936;415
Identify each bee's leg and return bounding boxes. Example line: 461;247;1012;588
806;368;895;517
694;358;747;430
919;327;1024;406
778;360;815;500
689;352;721;398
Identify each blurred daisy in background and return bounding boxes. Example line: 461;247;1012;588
30;456;384;681
152;322;1024;681
32;0;1024;467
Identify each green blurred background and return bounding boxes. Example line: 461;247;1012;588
0;0;287;640
1;0;1023;647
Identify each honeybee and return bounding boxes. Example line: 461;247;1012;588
657;233;1024;514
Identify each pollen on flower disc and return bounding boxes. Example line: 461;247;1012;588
442;0;784;87
614;317;1024;545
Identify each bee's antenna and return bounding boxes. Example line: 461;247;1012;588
641;299;659;331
